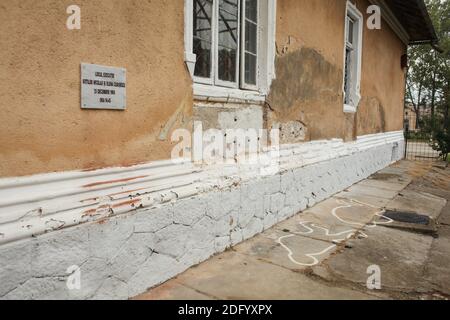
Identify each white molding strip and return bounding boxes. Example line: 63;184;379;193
193;83;266;103
0;131;404;245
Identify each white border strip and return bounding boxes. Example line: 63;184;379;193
0;131;404;245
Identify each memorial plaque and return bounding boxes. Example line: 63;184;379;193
81;63;126;110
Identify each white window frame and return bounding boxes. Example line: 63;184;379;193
240;0;260;91
184;0;277;103
190;0;215;86
343;1;363;114
214;0;241;89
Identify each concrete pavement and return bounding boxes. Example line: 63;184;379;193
136;161;450;300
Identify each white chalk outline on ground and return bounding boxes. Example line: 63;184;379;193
277;198;394;267
277;234;337;267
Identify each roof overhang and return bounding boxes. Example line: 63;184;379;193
368;0;438;46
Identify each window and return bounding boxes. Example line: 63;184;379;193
344;17;355;105
343;2;363;113
193;0;213;80
241;0;259;88
193;0;258;88
185;0;276;102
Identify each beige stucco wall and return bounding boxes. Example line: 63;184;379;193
357;0;407;136
0;0;192;177
269;0;407;141
0;0;406;178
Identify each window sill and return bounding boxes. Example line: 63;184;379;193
343;104;357;114
193;83;266;104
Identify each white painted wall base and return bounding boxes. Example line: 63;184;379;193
0;132;404;300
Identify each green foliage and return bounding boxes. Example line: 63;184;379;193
422;115;450;161
406;0;450;162
407;0;449;108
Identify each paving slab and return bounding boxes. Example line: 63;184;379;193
375;167;409;177
314;226;434;294
174;251;376;300
369;172;412;186
438;203;450;226
339;184;399;200
386;189;447;220
235;230;338;271
335;183;398;208
357;178;410;192
135;281;214;300
423;225;450;296
273;198;375;242
334;194;391;209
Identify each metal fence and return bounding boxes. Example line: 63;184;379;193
404;112;440;162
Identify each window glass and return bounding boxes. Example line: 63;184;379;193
218;0;239;82
193;0;213;78
245;0;258;21
347;18;354;45
192;0;260;88
243;0;258;86
344;47;353;105
245;53;257;85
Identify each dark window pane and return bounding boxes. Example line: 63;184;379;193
245;21;257;54
245;53;257;85
193;0;213;78
219;47;237;82
245;0;258;22
347;18;354;45
243;0;258;86
218;0;238;82
194;39;212;78
344;47;353;104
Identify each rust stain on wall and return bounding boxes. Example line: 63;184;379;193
82;175;148;188
112;199;141;209
107;187;148;198
82;208;98;217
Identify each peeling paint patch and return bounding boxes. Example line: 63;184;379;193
45;219;66;231
108;188;149;198
194;103;263;131
112;199;141;209
159;94;192;141
83;209;98;216
274;121;308;144
267;47;345;141
269;47;342;112
357;97;387;134
276;35;302;56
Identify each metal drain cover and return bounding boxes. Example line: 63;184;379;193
383;210;431;225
